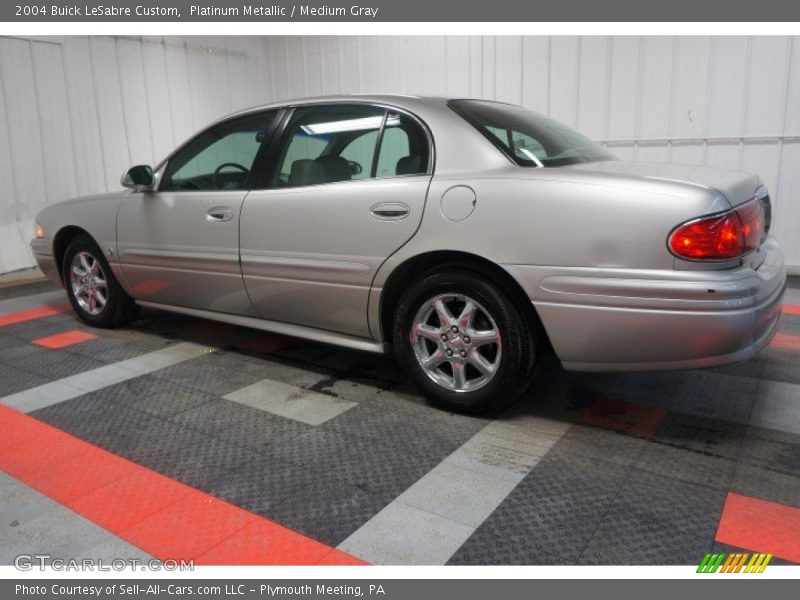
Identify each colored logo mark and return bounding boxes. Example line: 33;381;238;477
697;552;772;573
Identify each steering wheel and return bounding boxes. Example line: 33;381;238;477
213;162;249;186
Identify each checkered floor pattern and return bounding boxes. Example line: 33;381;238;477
1;280;799;565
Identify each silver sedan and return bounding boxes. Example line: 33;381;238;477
31;95;787;413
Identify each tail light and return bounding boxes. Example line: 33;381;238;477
668;198;764;260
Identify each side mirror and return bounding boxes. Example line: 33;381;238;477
121;165;154;191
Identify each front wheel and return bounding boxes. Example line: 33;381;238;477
393;270;538;414
63;235;138;328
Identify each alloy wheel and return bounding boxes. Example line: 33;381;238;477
410;293;502;392
69;251;108;316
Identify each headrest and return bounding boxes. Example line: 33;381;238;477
289;159;326;186
315;155;353;183
396;155;422;176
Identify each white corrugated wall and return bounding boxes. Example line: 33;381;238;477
1;35;799;274
0;35;270;274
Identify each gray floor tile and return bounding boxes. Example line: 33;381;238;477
97;374;220;418
634;442;737;490
471;452;629;562
739;426;800;478
731;463;800;508
652;412;746;460
152;351;279;396
578;471;728;565
554;423;648;467
166;397;256;435
264;428;449;496
448;530;565;565
750;380;800;435
0;362;49;396
0;342;107;381
210;455;387;546
210;406;312;452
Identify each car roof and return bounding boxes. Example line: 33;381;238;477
220;94;512;123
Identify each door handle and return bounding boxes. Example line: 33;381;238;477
206;207;234;223
370;202;410;221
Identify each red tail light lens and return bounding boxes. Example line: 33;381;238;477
737;200;764;251
668;199;764;260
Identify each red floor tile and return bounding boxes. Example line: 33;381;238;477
33;330;98;349
0;405;366;566
0;426;88;480
195;519;332;566
0;305;65;327
316;549;369;566
121;493;258;561
716;492;800;564
0;404;45;450
68;469;193;535
769;332;800;352
580;396;667;439
27;449;133;504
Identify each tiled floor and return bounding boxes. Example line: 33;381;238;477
1;280;799;566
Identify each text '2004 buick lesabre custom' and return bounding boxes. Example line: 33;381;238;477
32;95;786;413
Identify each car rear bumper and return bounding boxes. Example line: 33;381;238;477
504;237;787;372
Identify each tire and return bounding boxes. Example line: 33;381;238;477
62;235;138;328
393;269;538;414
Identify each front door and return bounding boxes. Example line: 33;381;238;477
117;110;278;314
240;104;433;338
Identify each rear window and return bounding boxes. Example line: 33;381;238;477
449;100;614;167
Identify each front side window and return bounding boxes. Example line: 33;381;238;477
272;105;430;188
160;111;276;192
449;100;613;167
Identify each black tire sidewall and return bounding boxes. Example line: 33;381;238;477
393;270;535;413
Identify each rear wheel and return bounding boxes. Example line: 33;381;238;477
63;235;138;328
393;270;538;414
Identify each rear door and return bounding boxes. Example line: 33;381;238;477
240;104;432;338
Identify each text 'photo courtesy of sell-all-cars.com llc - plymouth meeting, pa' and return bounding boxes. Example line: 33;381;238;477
30;95;787;414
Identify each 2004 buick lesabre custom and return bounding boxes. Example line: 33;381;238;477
31;95;787;413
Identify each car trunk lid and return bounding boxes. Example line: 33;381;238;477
561;160;770;269
563;160;761;208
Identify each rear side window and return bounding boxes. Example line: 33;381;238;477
449;99;613;167
340;129;380;181
376;112;429;178
271;105;430;188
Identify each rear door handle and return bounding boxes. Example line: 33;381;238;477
206;207;234;222
370;202;410;221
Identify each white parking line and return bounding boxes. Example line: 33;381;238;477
750;379;800;435
1;342;215;413
337;414;569;565
223;378;358;426
0;290;66;314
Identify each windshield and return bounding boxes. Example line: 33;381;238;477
449;100;614;167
